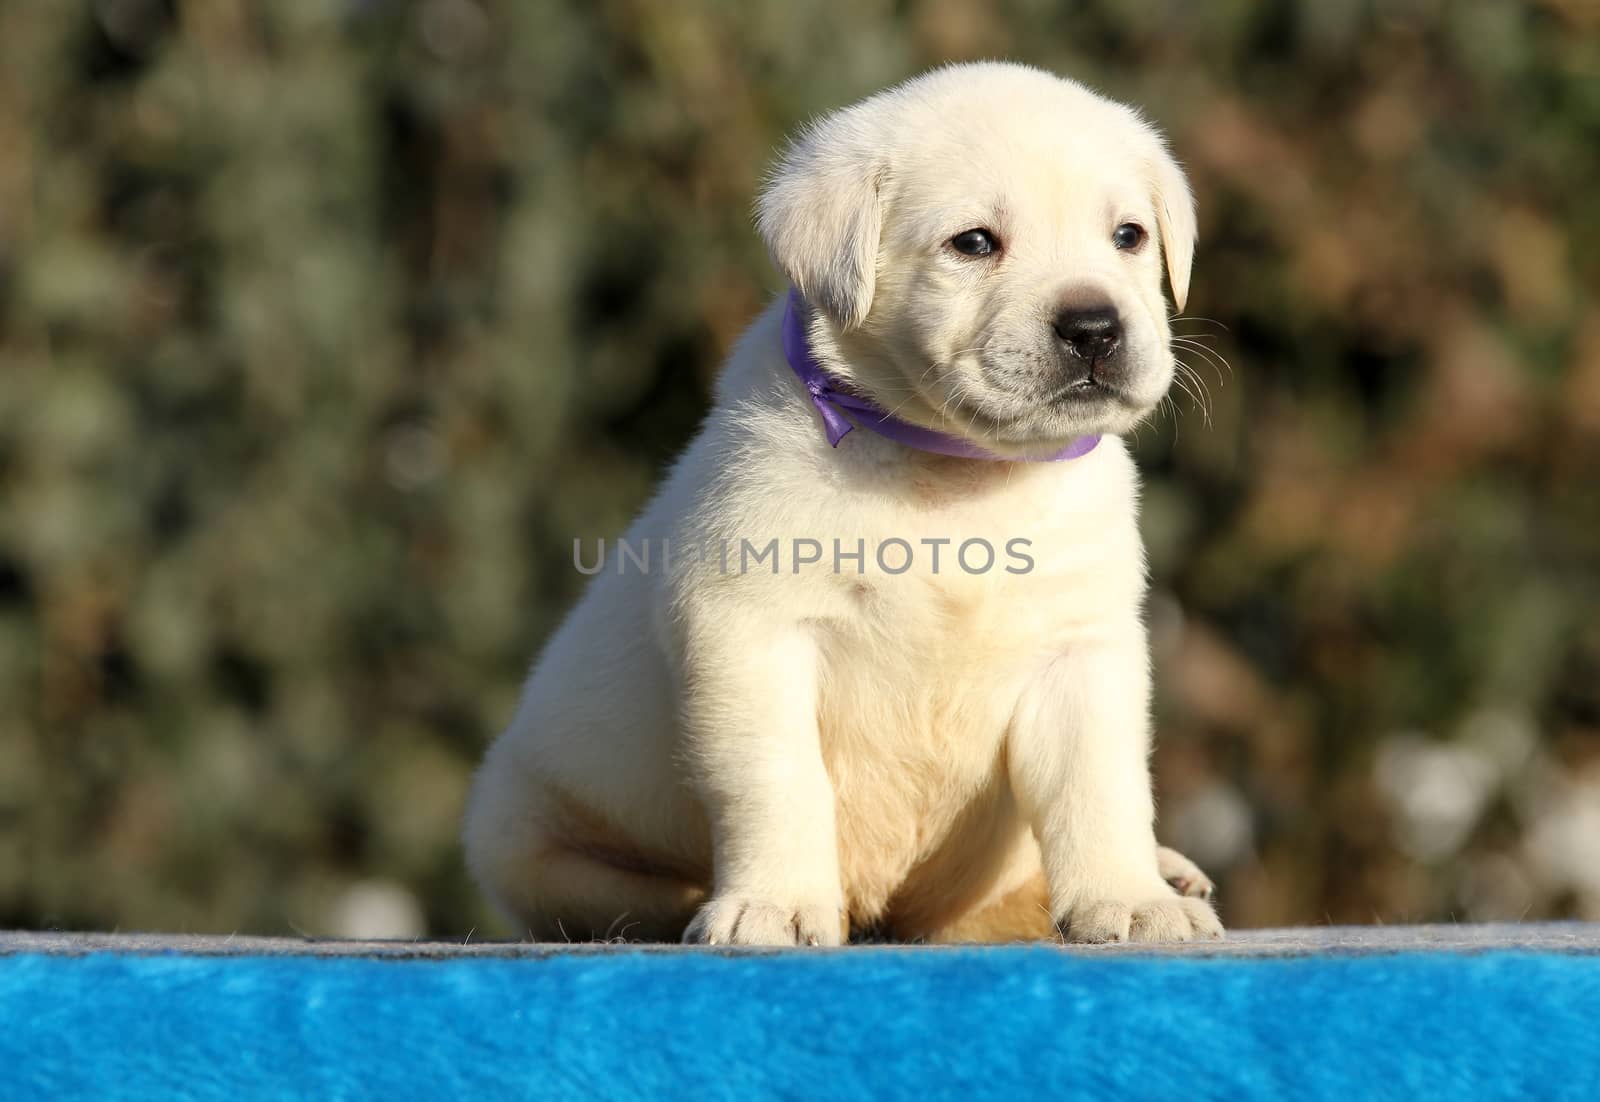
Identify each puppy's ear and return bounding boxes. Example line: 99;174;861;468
1147;140;1196;313
756;116;884;330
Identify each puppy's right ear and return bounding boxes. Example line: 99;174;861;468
756;116;884;330
1147;138;1196;314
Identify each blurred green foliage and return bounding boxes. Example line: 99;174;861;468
1;0;1597;936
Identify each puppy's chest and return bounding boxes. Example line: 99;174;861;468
811;509;1144;768
833;498;1143;660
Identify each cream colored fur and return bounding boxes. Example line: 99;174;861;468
463;62;1221;945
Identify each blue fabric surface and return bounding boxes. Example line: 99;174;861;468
2;948;1597;1101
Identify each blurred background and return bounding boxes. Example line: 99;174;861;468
1;0;1597;939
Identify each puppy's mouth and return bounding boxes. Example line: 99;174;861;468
941;389;1122;447
1045;376;1124;405
973;347;1156;415
896;349;1160;447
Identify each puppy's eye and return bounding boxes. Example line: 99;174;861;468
950;229;999;257
1112;222;1146;250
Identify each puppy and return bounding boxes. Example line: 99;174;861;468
463;62;1221;944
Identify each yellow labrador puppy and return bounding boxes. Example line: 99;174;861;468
464;62;1221;945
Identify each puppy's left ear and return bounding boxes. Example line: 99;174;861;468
1148;141;1196;313
756;114;885;330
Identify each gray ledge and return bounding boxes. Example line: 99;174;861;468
2;922;1598;959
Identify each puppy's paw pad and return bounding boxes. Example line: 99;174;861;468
682;898;844;947
1156;845;1215;900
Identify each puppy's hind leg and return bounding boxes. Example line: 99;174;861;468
492;845;705;943
462;756;706;942
1157;845;1215;901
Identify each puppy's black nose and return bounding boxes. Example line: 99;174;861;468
1053;305;1122;363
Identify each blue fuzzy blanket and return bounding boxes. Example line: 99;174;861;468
3;929;1599;1100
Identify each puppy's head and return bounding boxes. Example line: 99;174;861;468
758;63;1195;457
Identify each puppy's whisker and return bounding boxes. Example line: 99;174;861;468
1159;402;1171;444
1171;371;1202;415
948;379;990;443
1129;411;1149;447
1169;360;1200;406
877;351;980;421
968;414;989;442
1170;333;1223;353
937;378;966;431
1171;350;1231;401
1171;337;1233;381
1172;358;1213;426
943;378;1003;446
1184;362;1218;413
1176;360;1211;414
879;391;925;422
1161;390;1185;445
1168;315;1230;332
1170;330;1231;353
875;349;991;424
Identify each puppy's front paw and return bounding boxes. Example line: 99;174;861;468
682;897;845;947
1058;890;1222;944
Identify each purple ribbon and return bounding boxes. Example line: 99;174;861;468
782;292;1100;462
